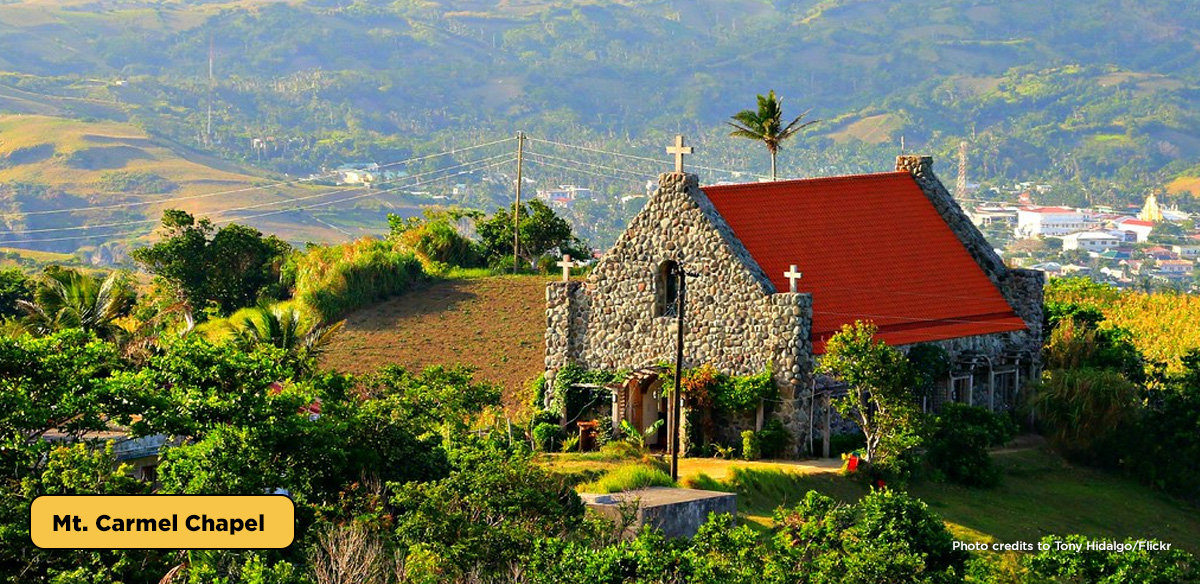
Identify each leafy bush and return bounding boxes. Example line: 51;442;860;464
925;404;1016;487
291;237;427;320
390;210;483;270
1026;534;1198;583
741;430;760;461
97;170;177;193
757;419;791;459
577;463;673;493
533;422;565;452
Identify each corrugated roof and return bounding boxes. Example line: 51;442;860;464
702;172;1028;354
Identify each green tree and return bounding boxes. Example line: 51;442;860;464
0;268;31;320
816;321;922;472
132;210;292;317
227;305;344;366
17;268;132;341
728;90;819;181
476;200;588;269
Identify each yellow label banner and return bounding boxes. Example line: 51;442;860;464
31;495;294;549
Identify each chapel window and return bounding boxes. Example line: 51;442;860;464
655;260;679;317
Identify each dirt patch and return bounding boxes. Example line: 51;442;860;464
320;275;549;414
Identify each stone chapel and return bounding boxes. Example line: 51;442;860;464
544;154;1044;455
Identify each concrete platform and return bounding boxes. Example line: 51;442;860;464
580;487;737;539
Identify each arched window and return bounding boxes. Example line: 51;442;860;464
655;260;679;317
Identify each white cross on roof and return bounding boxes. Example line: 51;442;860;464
557;254;576;282
784;264;803;293
666;135;694;173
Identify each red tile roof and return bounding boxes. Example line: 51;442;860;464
1118;218;1155;227
703;172;1028;354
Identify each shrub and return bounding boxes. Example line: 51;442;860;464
757;419;791;459
532;422;565;452
741;430;760;461
925;404;1016;487
291;238;427;321
577;463;674;493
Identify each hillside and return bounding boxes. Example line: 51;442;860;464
2;0;1200;252
0;114;425;253
320;275;548;413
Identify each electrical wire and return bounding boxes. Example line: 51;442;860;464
4;136;516;218
0;154;515;245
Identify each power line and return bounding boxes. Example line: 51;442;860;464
527;135;771;180
0;154;515;245
523;151;654;179
4;136;516;219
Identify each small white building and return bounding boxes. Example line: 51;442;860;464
1113;218;1155;242
1172;245;1200;259
1158;260;1195;275
1016;207;1095;238
1062;231;1121;252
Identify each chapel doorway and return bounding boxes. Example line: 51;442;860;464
620;370;667;449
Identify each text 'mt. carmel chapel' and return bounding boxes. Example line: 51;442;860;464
545;145;1044;456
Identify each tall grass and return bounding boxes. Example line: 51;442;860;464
291;238;427;321
578;463;674;493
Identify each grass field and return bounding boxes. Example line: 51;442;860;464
320;274;549;414
548;447;1200;554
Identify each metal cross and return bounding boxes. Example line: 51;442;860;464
557;254;576;282
784;264;804;293
666;134;694;173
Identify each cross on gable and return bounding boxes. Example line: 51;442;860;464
666;135;694;174
784;264;803;293
557;254;576;282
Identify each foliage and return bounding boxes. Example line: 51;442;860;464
1122;350;1200;502
547;363;621;422
618;418;664;451
290;237;427;321
817;321;922;473
1032;367;1140;458
96;170;176;194
132;210;292;317
907;344;950;402
17;268;132;341
226;304;345;368
741;430;760;461
925;404;1016;488
532;422;565;452
728;90;818;180
524;489;966;583
390;443;585;578
1044;278;1200;374
388;209;484;271
741;421;791;461
577;463;674;493
0;268;31;320
363;364;501;438
1025;534;1199;583
476;200;589;269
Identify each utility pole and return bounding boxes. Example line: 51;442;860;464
513;131;525;274
669;264;688;483
957;140;968;200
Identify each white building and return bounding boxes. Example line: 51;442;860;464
1062;231;1121;252
1113;218;1155;242
1016;207;1095;238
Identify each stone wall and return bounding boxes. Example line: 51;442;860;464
545;172;814;446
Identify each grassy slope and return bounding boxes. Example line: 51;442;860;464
319;274;549;414
0;114;382;246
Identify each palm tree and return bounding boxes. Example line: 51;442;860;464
228;305;344;361
728;90;819;181
18;269;130;340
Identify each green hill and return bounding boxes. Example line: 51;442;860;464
2;0;1200;252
